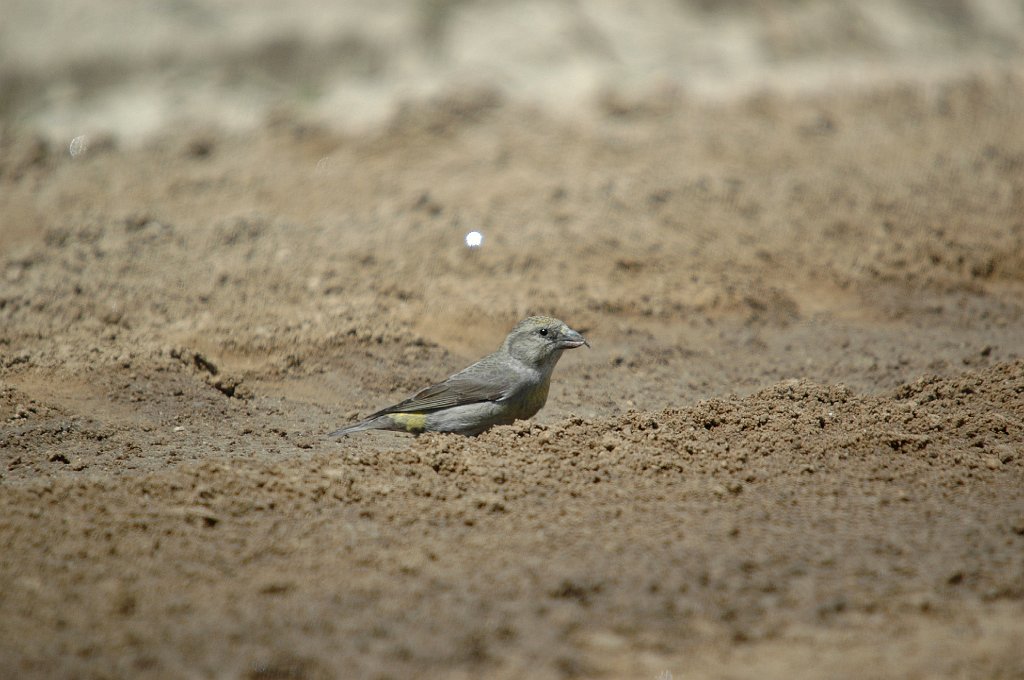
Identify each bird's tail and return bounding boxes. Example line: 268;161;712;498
327;419;379;437
328;412;426;437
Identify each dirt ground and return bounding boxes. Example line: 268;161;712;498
3;4;1024;680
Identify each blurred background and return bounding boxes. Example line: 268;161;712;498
4;0;1024;145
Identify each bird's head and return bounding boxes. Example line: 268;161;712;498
502;316;589;367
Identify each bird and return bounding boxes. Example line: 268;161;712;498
329;316;589;437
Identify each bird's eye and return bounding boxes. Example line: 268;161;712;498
538;328;549;336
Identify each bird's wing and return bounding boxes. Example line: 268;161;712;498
368;355;519;417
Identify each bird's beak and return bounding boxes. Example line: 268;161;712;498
559;328;590;349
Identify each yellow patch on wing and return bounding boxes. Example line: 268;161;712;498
389;413;427;433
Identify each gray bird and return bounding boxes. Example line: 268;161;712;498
329;316;589;436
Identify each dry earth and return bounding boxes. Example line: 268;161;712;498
2;30;1024;680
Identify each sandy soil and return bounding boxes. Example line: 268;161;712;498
3;3;1024;679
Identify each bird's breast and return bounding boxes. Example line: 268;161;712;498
517;376;551;418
